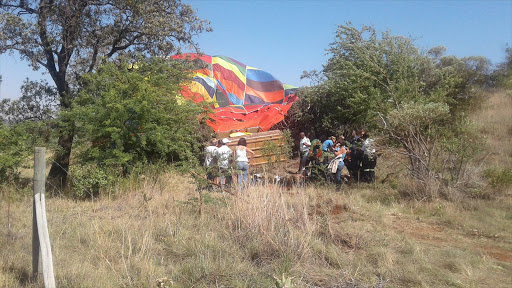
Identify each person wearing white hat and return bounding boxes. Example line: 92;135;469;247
215;138;233;188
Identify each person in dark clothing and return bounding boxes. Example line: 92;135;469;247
349;130;360;147
345;143;364;182
360;132;376;183
361;152;377;183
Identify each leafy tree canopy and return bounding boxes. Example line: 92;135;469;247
1;79;57;124
71;57;209;170
0;0;211;185
492;45;512;89
297;23;490;135
293;23;489;187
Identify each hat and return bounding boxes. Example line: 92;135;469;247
222;138;231;144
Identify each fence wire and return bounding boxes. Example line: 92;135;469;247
47;160;96;199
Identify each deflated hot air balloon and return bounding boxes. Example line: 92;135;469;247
172;54;298;133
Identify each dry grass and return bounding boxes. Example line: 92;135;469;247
1;90;511;287
472;90;512;169
1;171;511;287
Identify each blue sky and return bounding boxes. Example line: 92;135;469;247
1;0;511;99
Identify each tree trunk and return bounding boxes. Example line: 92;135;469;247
47;130;73;191
47;75;74;191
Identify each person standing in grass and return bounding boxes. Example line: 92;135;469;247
204;138;218;182
345;142;364;182
297;132;311;173
216;138;233;188
361;132;377;183
233;137;254;186
329;141;347;190
321;135;335;165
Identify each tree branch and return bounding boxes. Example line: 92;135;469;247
0;2;37;14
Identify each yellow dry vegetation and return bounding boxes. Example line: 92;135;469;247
0;90;511;287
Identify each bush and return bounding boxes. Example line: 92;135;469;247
69;164;117;199
0;123;30;183
483;168;512;188
71;57;210;176
260;130;293;168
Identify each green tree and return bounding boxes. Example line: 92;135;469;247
492;46;512;89
71;57;208;173
0;0;210;187
297;23;488;191
1;79;57;148
0;122;30;183
297;24;489;134
1;79;57;123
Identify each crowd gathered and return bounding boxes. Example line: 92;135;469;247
298;130;378;189
204;137;255;189
203;130;377;190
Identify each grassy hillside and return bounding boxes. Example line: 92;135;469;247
1;90;511;287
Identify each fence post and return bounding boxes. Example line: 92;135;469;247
33;148;44;277
33;147;56;288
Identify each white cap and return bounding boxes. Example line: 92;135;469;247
222;138;231;144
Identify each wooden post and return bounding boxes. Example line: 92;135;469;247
33;148;44;277
33;147;56;288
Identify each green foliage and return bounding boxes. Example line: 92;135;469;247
69;164;116;199
71;57;209;173
0;123;30;182
274;273;293;288
0;0;211;184
280;129;293;159
261;141;280;167
492;46;512;89
0;79;57;124
483;168;512;188
439;120;482;184
295;23;490;136
294;23;489;193
0;79;57;146
0;78;58;186
261;130;292;168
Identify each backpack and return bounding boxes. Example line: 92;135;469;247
308;139;323;160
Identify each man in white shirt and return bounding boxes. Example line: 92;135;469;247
298;132;311;173
204;138;218;181
216;138;233;187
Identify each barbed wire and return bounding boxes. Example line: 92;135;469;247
49;160;96;199
45;179;63;196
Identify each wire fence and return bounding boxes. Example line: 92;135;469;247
46;160;97;199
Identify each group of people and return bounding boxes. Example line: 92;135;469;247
298;130;377;187
204;137;254;188
203;130;377;190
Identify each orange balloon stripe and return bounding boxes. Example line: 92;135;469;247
245;86;285;103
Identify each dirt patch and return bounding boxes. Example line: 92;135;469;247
479;245;512;263
309;199;348;217
387;215;512;263
331;204;345;215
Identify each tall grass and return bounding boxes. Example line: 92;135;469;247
1;90;511;287
2;169;511;287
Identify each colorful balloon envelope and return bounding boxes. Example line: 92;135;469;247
172;54;298;133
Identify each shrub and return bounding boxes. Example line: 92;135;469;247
69;164;117;199
261;130;293;168
483;168;512;188
0;123;30;183
71;57;210;178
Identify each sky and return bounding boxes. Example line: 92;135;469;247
1;0;511;99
